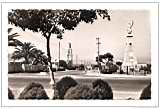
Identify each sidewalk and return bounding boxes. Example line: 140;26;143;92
8;71;151;80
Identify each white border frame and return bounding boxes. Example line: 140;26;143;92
1;2;159;107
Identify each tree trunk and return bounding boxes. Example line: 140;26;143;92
24;57;29;64
119;66;121;74
46;36;56;87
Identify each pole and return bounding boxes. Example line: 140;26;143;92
96;37;101;63
76;54;78;65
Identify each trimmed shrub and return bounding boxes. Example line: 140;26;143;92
8;62;23;73
8;88;14;99
8;63;48;73
18;82;49;99
140;83;151;100
101;69;112;74
23;64;48;73
100;63;118;74
67;66;76;70
92;79;113;99
55;76;78;99
64;85;95;99
57;67;65;71
59;60;67;69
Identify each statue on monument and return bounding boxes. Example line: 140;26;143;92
127;20;134;34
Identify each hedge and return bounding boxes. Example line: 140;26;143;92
140;83;151;100
54;76;78;99
18;82;49;99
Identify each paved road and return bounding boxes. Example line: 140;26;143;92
8;70;151;99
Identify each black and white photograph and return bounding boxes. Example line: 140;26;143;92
1;2;159;107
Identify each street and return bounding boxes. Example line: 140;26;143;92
8;70;151;100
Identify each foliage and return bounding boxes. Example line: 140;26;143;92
146;64;151;73
96;52;116;73
8;28;22;46
8;9;110;33
8;62;48;73
119;70;124;74
8;9;110;95
8;62;23;73
64;84;95;99
8;88;14;99
18;82;49;99
55;76;78;99
11;42;35;64
101;68;112;74
12;42;48;65
32;48;48;65
116;61;122;66
23;64;48;73
101;62;118;74
78;64;85;70
140;83;151;100
139;64;151;74
64;79;113;100
67;65;77;70
92;79;113;99
96;52;114;64
8;9;110;59
59;60;67;69
57;67;66;71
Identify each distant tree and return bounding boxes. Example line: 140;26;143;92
96;52;117;74
139;65;151;75
8;9;110;94
146;64;151;73
103;53;114;62
8;28;22;46
96;53;114;64
59;60;67;68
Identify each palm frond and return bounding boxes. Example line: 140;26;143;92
8;28;12;33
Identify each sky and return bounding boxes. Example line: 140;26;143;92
8;10;151;64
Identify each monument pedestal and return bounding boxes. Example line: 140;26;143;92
122;35;137;74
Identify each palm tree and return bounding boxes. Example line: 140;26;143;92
11;42;35;64
32;49;48;65
8;28;22;46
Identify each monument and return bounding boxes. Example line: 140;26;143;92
67;43;73;67
122;20;137;74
